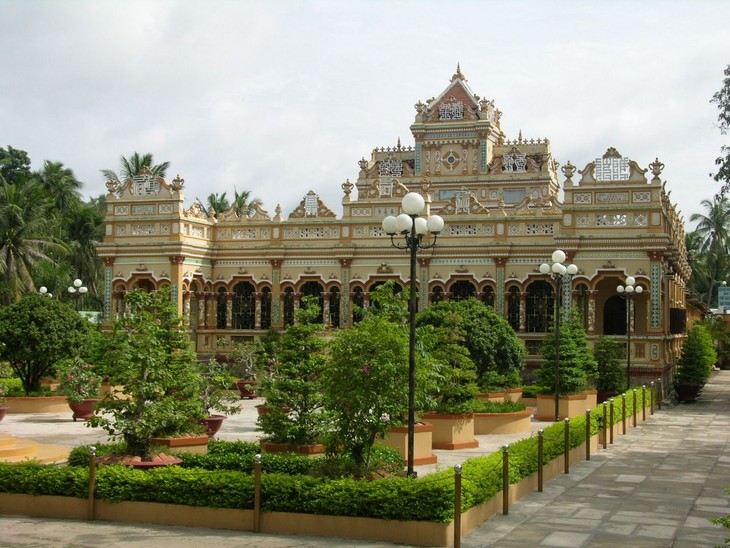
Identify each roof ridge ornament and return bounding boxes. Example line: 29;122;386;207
451;63;465;82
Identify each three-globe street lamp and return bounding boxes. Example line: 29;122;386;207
67;279;88;311
382;192;444;478
39;287;52;298
539;250;578;422
617;276;643;390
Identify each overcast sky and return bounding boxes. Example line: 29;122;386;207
1;0;728;228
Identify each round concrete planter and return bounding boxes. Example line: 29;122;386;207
5;396;69;414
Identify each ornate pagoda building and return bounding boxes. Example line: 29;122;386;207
97;66;690;386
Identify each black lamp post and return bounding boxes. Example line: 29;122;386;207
381;192;444;478
539;250;578;422
617;276;643;389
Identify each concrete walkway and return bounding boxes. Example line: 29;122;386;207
1;374;729;546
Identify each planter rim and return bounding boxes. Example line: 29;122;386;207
536;393;587;401
386;422;434;434
420;412;474;419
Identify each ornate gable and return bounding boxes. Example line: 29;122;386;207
288;191;336;219
439;188;490;216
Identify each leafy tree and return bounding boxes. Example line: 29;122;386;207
101;152;169;183
0;146;33;186
36;160;82;223
256;297;329;446
322;282;432;468
417;298;526;390
201;192;230;218
423;313;479;414
674;324;716;389
537;308;597;395
593;337;625;396
712;64;730;196
0;292;90;393
89;288;205;459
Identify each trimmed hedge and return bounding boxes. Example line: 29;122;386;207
0;389;653;523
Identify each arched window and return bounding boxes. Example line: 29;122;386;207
432;286;445;304
352;287;364;324
300;281;324;323
133;279;155;292
283;287;295;326
604;295;626;335
482;286;495;308
260;287;272;330
216;288;227;329
449;280;476;301
507;286;520;331
329;287;341;328
526;280;553;333
232;282;255;329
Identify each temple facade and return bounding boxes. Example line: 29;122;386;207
97;67;690;386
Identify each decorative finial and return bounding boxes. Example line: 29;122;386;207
451;63;465;82
518;130;523;144
649;157;664;182
397;137;402;150
561;161;576;182
171;174;185;191
341;179;353;196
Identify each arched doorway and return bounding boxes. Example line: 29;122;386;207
232;281;255;329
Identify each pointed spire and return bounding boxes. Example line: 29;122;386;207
397;137;402;150
518;130;523;144
451;63;465;82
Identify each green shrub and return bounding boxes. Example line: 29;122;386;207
470;400;526;413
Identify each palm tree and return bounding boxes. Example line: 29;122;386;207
232;187;263;218
690;196;730;307
101;152;170;183
0;180;67;305
203;192;230;218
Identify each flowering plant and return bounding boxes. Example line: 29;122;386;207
57;358;102;404
0;381;7;406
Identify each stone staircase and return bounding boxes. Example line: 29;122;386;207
0;434;70;464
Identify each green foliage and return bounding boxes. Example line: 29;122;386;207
470;400;526;413
538;308;597;395
89;288;205;459
322;282;411;468
520;384;544;398
0;292;90;393
417;298;526;390
256;297;329;446
712;64;730;196
56;357;103;404
675;324;716;388
593;337;626;394
197;358;241;416
423;312;480;414
0;462;89;497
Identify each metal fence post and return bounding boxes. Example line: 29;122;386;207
537;429;544;492
502;445;509;515
585;409;591;461
632;389;637;427
609;398;615;444
454;464;462;548
650;381;655;415
564;418;570;474
87;446;96;521
657;377;663;410
254;453;262;533
602;402;608;449
622;394;627;434
642;385;647;421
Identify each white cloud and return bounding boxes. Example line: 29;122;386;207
1;0;728;226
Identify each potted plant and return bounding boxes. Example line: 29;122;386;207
56;357;102;421
674;324;716;403
256;297;328;454
197;357;241;437
418;313;480;450
536;309;598;420
229;341;259;399
89;288;207;464
594;336;625;402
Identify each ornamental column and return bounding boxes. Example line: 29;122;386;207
519;292;527;333
494;258;507;316
169;255;186;315
587;290;598;335
339;258;352;327
103;257;114;321
270;259;283;329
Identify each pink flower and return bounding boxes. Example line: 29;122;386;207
361;364;370;375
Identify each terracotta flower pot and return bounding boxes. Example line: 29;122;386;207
199;414;226;437
234;380;257;399
68;398;99;421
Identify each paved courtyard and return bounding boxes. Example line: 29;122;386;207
1;374;730;546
